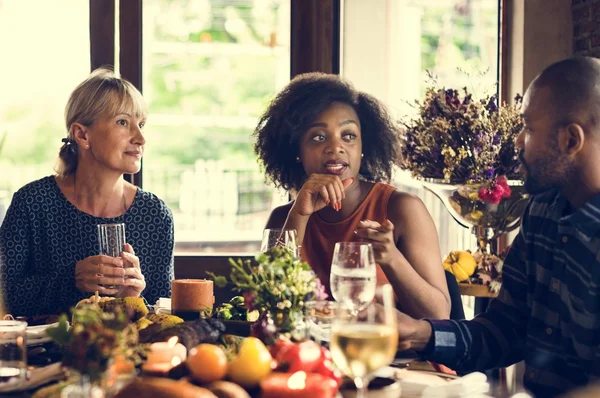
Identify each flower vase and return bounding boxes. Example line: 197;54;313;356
60;368;106;398
270;308;308;341
422;178;529;254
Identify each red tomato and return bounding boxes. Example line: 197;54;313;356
319;345;332;361
314;359;342;388
260;372;339;398
276;340;323;373
269;337;294;359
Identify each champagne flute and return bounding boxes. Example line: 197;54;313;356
330;284;398;398
330;242;377;315
260;228;299;258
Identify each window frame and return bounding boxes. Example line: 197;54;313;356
88;0;505;272
88;0;341;270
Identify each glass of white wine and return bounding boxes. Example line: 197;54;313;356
330;242;377;315
330;284;398;398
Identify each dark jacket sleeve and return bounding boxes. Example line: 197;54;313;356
422;202;531;371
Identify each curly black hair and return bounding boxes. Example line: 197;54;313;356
254;72;400;191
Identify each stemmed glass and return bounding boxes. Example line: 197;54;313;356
329;242;377;315
260;228;299;258
330;284;398;398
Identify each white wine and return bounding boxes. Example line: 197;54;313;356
330;265;376;313
330;324;398;379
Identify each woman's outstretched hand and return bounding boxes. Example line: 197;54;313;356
355;219;401;267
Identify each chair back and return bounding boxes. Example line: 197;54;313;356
445;270;465;320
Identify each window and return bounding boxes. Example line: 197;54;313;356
342;0;500;257
0;0;90;224
141;0;291;254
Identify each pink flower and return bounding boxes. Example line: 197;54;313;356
314;278;329;301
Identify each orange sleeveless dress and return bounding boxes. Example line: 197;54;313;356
302;183;458;376
301;182;395;297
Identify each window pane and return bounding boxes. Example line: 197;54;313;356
142;0;291;253
342;0;499;257
0;0;90;224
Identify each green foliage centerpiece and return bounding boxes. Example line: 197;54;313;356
47;304;146;384
209;246;324;341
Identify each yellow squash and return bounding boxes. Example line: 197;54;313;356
443;250;477;282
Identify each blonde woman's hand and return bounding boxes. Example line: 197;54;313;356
75;255;125;296
292;174;354;216
117;243;146;297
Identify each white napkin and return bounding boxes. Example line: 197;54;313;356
0;362;65;393
377;367;491;398
154;298;172;315
308;319;332;342
421;372;491;398
26;323;58;345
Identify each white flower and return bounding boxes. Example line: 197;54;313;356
272;288;280;295
283;300;292;309
277;302;286;310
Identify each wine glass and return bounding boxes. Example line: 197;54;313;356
305;300;338;345
330;284;398;398
260;228;299;258
330;242;377;315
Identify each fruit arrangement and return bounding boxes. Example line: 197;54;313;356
174;336;341;397
444;249;505;292
39;294;343;398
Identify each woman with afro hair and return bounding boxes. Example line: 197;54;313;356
254;73;450;319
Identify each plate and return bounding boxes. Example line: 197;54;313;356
26;322;60;346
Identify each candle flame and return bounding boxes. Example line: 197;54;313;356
171;356;182;367
167;336;179;348
287;371;307;390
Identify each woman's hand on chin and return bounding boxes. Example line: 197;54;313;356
293;174;354;216
117;243;146;297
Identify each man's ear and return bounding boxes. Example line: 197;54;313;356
71;122;90;149
559;123;585;156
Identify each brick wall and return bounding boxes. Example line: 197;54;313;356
572;0;600;56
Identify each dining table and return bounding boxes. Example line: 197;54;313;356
1;309;487;398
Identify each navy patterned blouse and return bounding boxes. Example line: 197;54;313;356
0;176;174;317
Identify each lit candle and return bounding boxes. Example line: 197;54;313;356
142;336;187;375
260;371;338;398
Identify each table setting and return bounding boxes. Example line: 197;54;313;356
0;230;497;398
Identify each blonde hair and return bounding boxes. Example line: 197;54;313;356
56;67;147;178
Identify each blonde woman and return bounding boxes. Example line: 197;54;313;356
0;69;174;317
